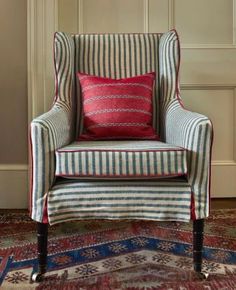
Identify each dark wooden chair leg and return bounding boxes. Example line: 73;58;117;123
193;219;204;272
31;222;48;282
193;219;208;279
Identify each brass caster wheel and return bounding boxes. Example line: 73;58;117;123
31;272;44;283
196;272;209;280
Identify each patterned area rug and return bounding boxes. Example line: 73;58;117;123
0;209;236;289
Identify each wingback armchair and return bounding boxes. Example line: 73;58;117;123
29;30;213;281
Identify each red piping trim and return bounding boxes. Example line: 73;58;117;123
42;196;49;224
77;137;161;141
56;148;187;153
170;29;185;109
53;32;59;105
191;192;196;220
71;32;164;36
78;71;156;81
208;120;214;214
28;127;33;218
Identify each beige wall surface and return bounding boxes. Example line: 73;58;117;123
58;0;236;198
0;0;28;163
1;0;235;208
0;0;28;208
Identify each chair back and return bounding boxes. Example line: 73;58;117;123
54;31;180;139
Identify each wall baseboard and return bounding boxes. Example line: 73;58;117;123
0;164;234;208
0;165;28;208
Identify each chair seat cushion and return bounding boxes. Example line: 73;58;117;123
47;178;192;225
55;141;187;178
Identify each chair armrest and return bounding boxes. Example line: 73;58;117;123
165;100;213;219
29;105;73;222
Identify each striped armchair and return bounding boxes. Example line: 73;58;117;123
30;30;213;281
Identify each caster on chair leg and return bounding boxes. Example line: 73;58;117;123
196;272;209;280
31;272;45;283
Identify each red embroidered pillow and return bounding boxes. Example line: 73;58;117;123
77;72;159;140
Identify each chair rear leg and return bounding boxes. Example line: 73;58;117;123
193;219;208;279
31;222;48;282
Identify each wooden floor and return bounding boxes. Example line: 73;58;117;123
0;198;236;213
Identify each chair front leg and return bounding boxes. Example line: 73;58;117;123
193;219;204;272
31;222;48;282
193;219;208;279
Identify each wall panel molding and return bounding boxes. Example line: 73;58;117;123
233;0;236;45
181;84;236;167
168;0;174;30
182;44;236;49
27;0;58;121
0;165;28;208
181;84;236;90
0;164;28;171
212;161;236;166
26;1;236;201
171;0;236;48
234;87;236;162
77;0;84;33
212;166;236;197
143;0;149;32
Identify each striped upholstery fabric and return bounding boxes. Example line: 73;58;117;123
47;178;192;225
29;30;213;224
55;141;187;178
30;105;73;222
74;33;161;136
165;99;213;219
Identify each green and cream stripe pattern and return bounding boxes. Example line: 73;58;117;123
74;33;160;136
55;141;187;178
165;99;213;219
47;178;192;225
30;106;73;221
30;30;213;224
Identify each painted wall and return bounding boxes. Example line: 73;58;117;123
0;0;27;163
58;0;236;198
0;0;28;208
1;0;235;208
